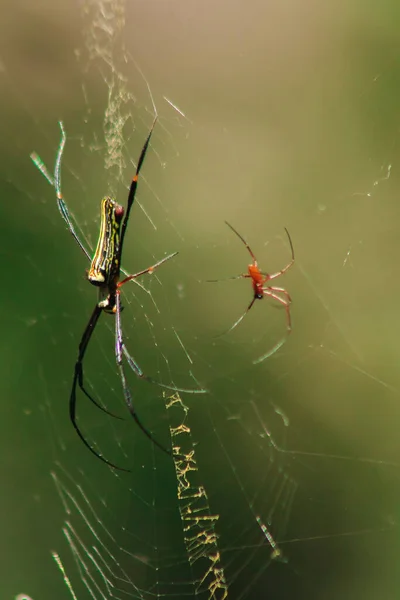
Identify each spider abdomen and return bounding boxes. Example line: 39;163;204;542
88;197;124;286
248;263;265;299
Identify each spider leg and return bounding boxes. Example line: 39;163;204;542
206;274;250;283
31;122;92;262
115;291;171;456
225;221;258;262
70;305;128;471
252;287;292;364
122;345;206;394
118;254;207;394
118;252;207;394
216;296;257;337
264;287;292;331
118;251;178;286
119;116;157;255
71;305;124;419
267;228;295;280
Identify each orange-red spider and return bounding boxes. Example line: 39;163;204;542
211;221;295;363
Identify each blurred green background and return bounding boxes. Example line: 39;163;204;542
1;1;400;599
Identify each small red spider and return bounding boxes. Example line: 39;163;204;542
211;221;295;363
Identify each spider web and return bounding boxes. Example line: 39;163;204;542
3;1;400;600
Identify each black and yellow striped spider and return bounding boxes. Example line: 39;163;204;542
31;118;206;471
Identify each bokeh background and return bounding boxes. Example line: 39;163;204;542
1;1;400;599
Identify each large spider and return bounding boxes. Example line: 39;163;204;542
31;118;206;471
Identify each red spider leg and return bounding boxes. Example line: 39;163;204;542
218;297;257;337
225;221;258;262
263;287;292;332
207;274;255;336
252;287;292;364
262;228;295;281
253;336;287;364
206;274;248;283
